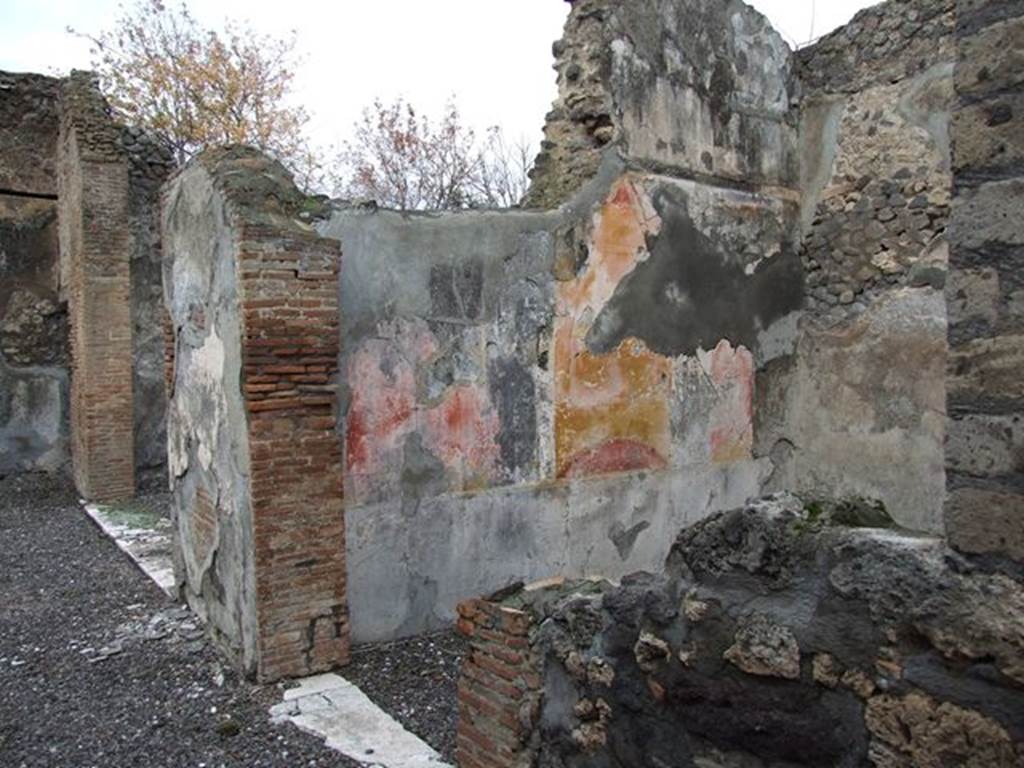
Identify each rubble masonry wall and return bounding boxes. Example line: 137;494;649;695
945;0;1024;561
0;72;67;474
0;69;173;485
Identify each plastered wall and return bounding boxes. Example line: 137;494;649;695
321;0;805;642
164;148;348;682
758;0;957;533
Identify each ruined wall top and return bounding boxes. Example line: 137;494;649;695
185;145;326;232
4;68;174;190
58;70;126;163
526;0;963;209
458;495;1024;767
525;0;797;209
0;70;60;195
121;125;175;184
797;0;955;94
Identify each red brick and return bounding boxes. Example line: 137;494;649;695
59;77;135;502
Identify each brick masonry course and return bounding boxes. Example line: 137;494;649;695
163;147;348;682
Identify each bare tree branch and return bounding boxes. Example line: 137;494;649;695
334;96;534;211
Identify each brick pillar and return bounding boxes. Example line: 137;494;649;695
944;2;1024;561
164;147;348;681
456;598;541;768
238;224;349;681
57;72;134;501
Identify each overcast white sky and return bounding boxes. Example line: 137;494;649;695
0;1;879;152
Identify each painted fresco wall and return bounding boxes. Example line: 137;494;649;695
322;161;803;640
553;175;801;479
318;0;968;640
157;0;965;650
319;0;805;642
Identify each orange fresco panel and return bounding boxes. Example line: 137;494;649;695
554;177;672;478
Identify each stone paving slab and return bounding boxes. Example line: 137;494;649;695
271;674;452;768
82;499;176;596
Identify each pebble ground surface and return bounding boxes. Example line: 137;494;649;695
0;472;464;767
344;631;467;762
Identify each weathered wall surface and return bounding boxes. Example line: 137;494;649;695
0;72;68;475
58;71;136;501
165;147;348;681
945;0;1024;560
164;159;257;670
322;206;562;506
525;0;798;209
323;170;801;641
0;196;67;475
0;71;59;196
521;0;959;537
456;496;1024;768
1;69;172;480
756;0;956;532
760;290;948;533
452;8;1024;762
124;126;174;470
323;0;804;641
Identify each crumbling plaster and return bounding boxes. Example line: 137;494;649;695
163;162;258;671
322;32;803;638
155;0;1022;683
311;0;967;639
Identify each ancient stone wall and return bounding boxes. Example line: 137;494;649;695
124;126;174;470
0;71;60;195
321;0;803;640
754;0;956;532
457;497;1024;768
525;0;798;209
796;0;954;316
0;72;68;475
1;69;173;482
164;147;347;682
453;1;1024;764
57;71;135;501
318;0;972;642
798;0;955;94
945;0;1024;561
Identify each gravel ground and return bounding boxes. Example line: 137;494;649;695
344;630;468;763
0;472;365;768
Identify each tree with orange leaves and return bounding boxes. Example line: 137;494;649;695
71;0;318;187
